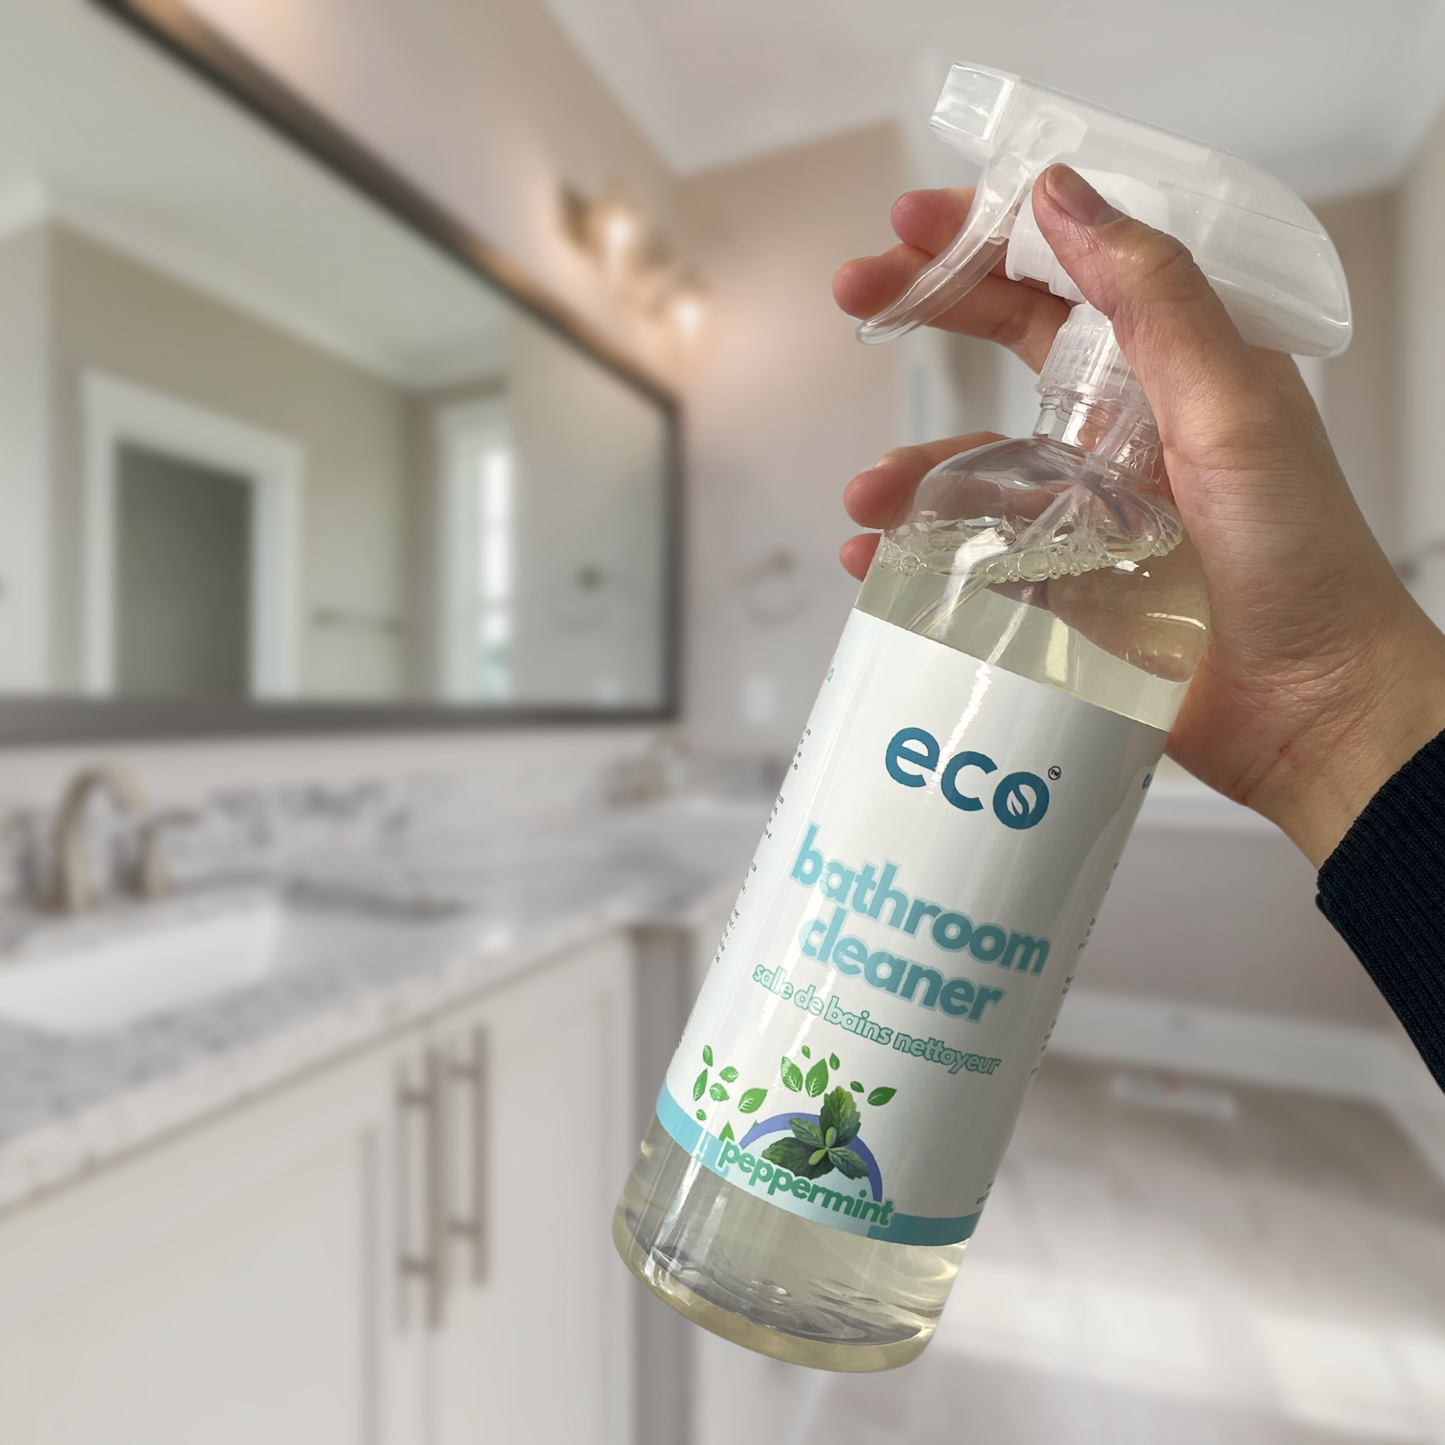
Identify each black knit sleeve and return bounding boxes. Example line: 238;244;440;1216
1316;726;1445;1092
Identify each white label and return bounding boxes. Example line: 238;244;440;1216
659;608;1166;1245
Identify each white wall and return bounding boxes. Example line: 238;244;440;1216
507;310;668;707
0;224;51;690
1312;190;1402;558
678;123;903;755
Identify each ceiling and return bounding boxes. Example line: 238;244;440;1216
541;0;1445;199
0;0;511;389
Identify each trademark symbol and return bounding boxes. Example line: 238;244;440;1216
1047;765;1062;781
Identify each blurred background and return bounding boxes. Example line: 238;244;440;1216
0;0;1444;1440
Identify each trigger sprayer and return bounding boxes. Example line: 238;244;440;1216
861;63;1349;356
612;65;1351;1374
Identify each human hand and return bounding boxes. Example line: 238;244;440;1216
833;164;1445;867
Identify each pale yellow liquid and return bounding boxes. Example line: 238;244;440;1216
615;437;1210;1370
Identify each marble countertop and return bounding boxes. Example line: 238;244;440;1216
0;794;765;1216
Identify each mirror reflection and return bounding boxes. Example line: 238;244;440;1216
0;0;673;715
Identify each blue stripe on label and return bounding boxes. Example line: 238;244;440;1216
654;1084;981;1247
656;1078;724;1170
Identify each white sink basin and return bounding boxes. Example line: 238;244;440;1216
0;892;284;1036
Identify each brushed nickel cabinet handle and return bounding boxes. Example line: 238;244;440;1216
449;1027;489;1287
397;1048;449;1331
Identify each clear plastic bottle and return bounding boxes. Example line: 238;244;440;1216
613;311;1208;1370
614;63;1349;1374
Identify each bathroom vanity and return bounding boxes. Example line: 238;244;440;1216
0;796;754;1445
0;934;632;1443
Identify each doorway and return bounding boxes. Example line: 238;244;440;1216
114;446;252;698
81;373;302;698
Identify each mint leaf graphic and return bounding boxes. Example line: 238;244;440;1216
867;1087;897;1107
702;1045;714;1067
719;1121;736;1142
830;1147;869;1180
709;1082;729;1102
763;1137;832;1179
719;1066;739;1083
850;1081;864;1092
738;1087;768;1113
790;1119;826;1149
819;1086;860;1144
696;1110;707;1122
780;1058;804;1092
829;1053;840;1070
801;1046;811;1059
693;1069;708;1101
805;1059;829;1097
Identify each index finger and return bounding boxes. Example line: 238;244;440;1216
834;187;1071;372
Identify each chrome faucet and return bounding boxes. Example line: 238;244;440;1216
43;765;146;914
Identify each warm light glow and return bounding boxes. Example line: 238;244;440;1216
667;279;708;344
564;184;709;340
589;193;643;275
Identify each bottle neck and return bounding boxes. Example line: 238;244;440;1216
1033;390;1163;478
1034;302;1163;479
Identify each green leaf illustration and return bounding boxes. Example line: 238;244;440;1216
719;1121;736;1143
820;1086;860;1144
738;1087;768;1113
709;1082;729;1102
696;1109;706;1121
830;1147;869;1180
867;1087;897;1107
801;1046;811;1059
780;1058;804;1092
702;1045;714;1067
804;1058;829;1097
850;1081;864;1093
829;1053;841;1070
693;1069;708;1101
762;1137;833;1179
719;1066;739;1083
790;1118;826;1149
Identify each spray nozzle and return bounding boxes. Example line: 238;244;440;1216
859;65;1351;359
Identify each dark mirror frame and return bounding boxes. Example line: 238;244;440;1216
0;0;681;744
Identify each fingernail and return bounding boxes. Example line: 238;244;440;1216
1044;165;1122;227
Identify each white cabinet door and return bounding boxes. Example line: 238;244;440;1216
0;1036;420;1445
0;932;640;1445
425;936;636;1445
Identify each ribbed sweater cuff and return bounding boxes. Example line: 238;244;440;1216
1316;726;1445;1092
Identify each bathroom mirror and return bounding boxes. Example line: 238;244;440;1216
0;0;678;741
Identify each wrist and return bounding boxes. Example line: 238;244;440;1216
1262;618;1445;868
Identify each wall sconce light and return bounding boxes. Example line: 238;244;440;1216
584;186;645;278
563;184;708;347
666;273;708;347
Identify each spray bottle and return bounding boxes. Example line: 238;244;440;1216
614;64;1351;1372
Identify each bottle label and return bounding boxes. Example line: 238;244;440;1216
659;608;1167;1245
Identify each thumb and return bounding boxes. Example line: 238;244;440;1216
1030;163;1286;467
